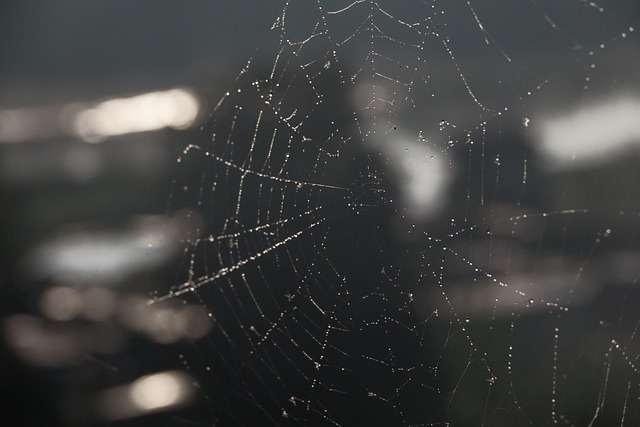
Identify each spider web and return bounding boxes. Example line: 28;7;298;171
159;1;640;425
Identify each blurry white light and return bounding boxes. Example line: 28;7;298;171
71;89;200;142
118;297;212;343
379;136;451;222
0;88;200;144
39;286;83;321
26;214;188;285
398;141;449;220
98;371;195;421
147;307;181;344
130;371;189;410
536;95;640;169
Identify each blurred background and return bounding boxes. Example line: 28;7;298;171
0;1;278;425
2;1;640;426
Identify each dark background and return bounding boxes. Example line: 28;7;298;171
1;1;640;426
